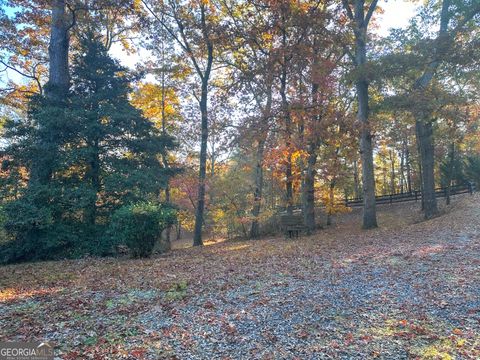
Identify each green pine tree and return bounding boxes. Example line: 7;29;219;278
1;35;177;262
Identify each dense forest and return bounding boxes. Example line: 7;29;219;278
0;0;479;263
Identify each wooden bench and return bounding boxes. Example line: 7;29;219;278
280;214;305;238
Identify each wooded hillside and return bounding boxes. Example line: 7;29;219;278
0;0;479;259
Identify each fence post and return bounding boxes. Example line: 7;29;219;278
468;182;473;195
414;190;418;202
390;194;393;204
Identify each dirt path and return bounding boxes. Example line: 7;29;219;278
1;195;479;359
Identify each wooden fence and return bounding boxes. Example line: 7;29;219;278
277;182;475;213
344;182;475;208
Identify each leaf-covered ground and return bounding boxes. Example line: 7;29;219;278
1;195;479;359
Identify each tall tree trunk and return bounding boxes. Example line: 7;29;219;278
326;181;335;226
446;142;455;205
280;66;293;215
193;79;209;246
353;159;360;199
405;140;412;193
303;147;317;234
417;149;425;210
160;35;171;247
279;23;294;215
192;3;213;247
47;0;70;100
249;81;272;239
382;160;387;195
400;146;405;193
356;78;377;228
250;138;265;239
29;0;70;188
176;223;181;240
347;0;379;229
271;169;276;208
416;120;437;213
412;0;452;219
302;65;321;234
389;149;396;194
